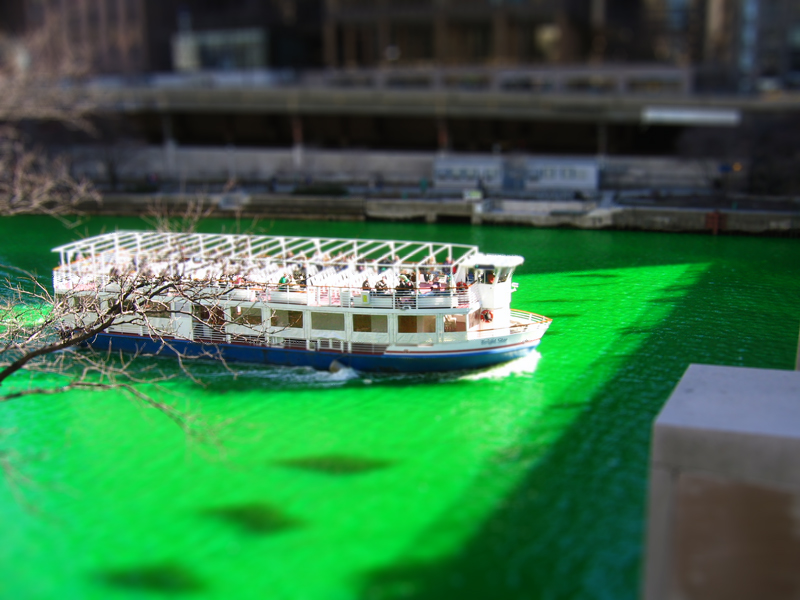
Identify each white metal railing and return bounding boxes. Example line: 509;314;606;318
54;264;482;313
465;310;551;340
509;309;551;325
107;322;143;336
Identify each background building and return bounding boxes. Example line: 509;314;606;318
2;0;800;194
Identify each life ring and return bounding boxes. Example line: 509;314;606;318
480;309;493;323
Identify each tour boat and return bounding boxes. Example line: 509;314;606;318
52;231;551;373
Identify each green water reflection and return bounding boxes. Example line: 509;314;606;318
1;217;799;600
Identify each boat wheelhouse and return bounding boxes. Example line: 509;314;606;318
52;231;551;373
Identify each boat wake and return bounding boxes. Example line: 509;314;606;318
198;363;361;389
458;350;542;381
190;350;540;390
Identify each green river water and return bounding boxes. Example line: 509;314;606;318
0;216;798;600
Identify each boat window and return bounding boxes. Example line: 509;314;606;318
74;295;99;311
193;304;226;325
468;269;497;284
444;314;467;332
232;306;262;325
271;310;303;328
144;301;171;318
498;267;513;283
398;315;436;333
469;309;481;329
353;313;388;333
311;312;345;331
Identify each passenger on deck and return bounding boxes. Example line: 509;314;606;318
395;275;414;307
375;277;389;293
398;275;415;292
293;267;307;288
362;279;371;291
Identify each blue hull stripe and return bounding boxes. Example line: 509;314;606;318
88;333;540;373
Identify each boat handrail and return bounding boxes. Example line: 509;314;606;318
509;309;552;325
53;269;483;311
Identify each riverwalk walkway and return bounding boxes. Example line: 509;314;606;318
88;190;800;236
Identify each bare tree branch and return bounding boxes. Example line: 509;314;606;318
0;19;101;220
0;250;282;442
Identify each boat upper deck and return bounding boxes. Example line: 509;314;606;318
53;231;487;274
52;231;523;312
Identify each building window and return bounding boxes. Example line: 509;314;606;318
172;28;267;72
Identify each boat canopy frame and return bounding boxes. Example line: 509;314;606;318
52;231;485;275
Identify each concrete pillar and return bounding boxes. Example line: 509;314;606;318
437;119;449;152
292;116;304;170
492;10;509;64
323;22;338;67
597;122;607;156
644;364;800;600
97;0;108;71
323;0;339;68
78;0;89;65
343;25;358;67
376;0;390;66
591;0;605;30
589;0;606;61
434;16;448;64
555;10;581;63
162;114;176;179
226;144;236;182
58;0;70;59
377;18;390;66
116;0;128;71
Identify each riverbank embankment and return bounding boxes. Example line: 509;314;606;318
92;192;800;236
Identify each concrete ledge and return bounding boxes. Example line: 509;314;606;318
653;365;800;487
644;364;800;600
365;198;478;223
94;193;365;221
83;193;800;234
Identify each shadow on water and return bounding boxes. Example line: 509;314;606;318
542;313;583;319
618;327;660;337
275;454;394;476
201;502;303;535
355;260;800;600
95;562;204;593
532;298;596;303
